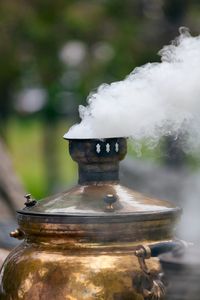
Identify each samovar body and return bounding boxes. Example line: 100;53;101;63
0;138;180;299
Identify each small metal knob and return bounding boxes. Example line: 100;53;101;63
104;194;117;212
10;229;24;239
24;193;36;207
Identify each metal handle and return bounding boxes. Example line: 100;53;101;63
135;241;183;261
134;240;187;299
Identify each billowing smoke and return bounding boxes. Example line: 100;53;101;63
65;27;200;153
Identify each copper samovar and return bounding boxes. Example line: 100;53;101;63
0;137;180;299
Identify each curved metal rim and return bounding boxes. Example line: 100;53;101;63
17;207;181;224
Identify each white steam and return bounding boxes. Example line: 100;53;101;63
65;28;200;152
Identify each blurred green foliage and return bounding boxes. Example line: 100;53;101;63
1;0;200;198
6;118;77;198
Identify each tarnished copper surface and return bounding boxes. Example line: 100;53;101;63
1;239;165;300
17;212;179;244
0;208;179;299
0;138;181;299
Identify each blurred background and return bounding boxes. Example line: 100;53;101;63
1;0;200;258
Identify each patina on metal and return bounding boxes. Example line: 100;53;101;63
0;137;181;300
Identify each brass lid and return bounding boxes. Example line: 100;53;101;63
18;183;179;220
17;138;180;241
